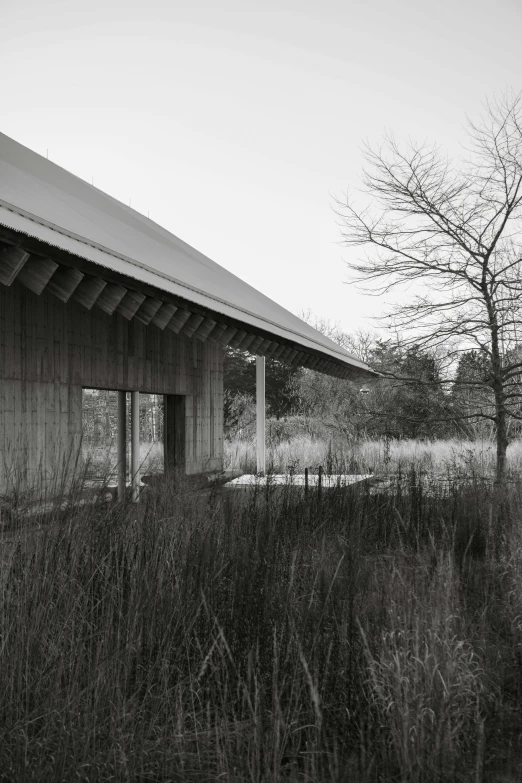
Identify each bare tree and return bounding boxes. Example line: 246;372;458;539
336;92;522;483
298;308;376;362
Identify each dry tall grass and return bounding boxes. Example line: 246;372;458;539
1;462;522;781
82;440;164;482
225;434;522;478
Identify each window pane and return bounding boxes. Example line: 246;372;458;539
82;389;164;485
138;393;164;477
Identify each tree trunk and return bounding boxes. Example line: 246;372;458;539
492;385;509;559
487;297;507;487
495;398;508;486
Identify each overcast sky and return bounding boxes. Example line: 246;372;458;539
1;0;521;336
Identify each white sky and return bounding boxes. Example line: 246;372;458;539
1;0;521;336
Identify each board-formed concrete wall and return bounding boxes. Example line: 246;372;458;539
0;280;223;495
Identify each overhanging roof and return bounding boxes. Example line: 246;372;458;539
0;132;376;379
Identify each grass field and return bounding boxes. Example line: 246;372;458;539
225;434;522;479
1;439;522;781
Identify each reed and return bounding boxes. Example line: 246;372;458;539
225;434;522;479
1;449;522;780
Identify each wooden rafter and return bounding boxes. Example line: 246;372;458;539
297;354;312;368
116;290;147;320
0;246;29;286
262;341;280;356
0;231;373;383
289;351;306;367
72;276;107;310
303;355;321;370
317;360;331;374
181;313;205;338
95;282;128;315
167;309;192;334
228;330;248;349
248;335;265;353
219;326;238;345
256;338;273;355
278;347;293;362
271;344;287;360
0;238;360;384
152;302;178;330
135;297;163;325
192;318;218;341
237;333;256;351
46;266;84;303
207;323;229;343
17;257;59;295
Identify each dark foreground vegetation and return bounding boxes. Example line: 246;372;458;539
1;475;522;782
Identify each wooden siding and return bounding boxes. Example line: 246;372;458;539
0;280;223;495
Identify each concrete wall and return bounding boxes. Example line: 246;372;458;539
0;280;223;495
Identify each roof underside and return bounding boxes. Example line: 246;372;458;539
0;132;376;379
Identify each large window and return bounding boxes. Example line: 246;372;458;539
82;389;164;484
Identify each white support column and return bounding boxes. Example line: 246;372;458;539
117;391;127;501
131;390;140;502
256;355;266;475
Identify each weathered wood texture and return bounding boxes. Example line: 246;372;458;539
165;394;186;475
0;281;223;494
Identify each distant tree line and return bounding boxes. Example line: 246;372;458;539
224;350;299;435
224;327;522;443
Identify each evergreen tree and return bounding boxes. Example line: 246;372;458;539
223;348;299;434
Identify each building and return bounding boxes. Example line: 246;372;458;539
0;132;376;498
